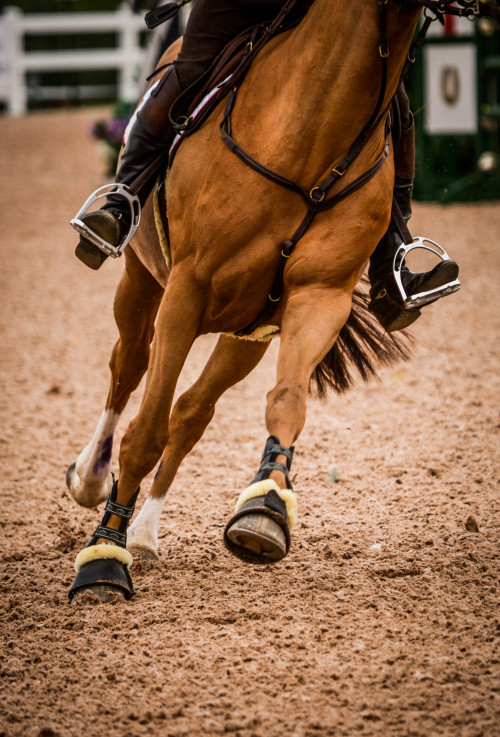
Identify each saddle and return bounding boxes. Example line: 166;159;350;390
168;2;314;149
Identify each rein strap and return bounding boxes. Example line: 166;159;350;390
401;0;480;17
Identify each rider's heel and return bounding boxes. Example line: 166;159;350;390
75;239;110;270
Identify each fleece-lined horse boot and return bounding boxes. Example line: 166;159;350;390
71;66;182;269
368;178;460;332
224;436;297;563
68;481;140;602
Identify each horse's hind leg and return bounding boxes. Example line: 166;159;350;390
67;248;163;508
225;285;354;563
127;334;269;561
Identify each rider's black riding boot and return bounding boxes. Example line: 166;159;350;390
75;66;182;270
368;110;459;332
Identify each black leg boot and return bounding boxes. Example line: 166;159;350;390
368;178;459;332
73;65;182;270
368;86;459;332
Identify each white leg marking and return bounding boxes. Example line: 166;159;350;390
127;496;165;554
69;409;120;507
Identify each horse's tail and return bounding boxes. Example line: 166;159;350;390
310;284;411;397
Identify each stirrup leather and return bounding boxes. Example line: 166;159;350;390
70;183;141;258
392;237;461;309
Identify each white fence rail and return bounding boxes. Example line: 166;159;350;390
0;4;150;116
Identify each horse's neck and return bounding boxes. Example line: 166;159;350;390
292;1;420;101
239;0;421;177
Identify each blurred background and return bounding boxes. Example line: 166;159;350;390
0;0;190;172
0;1;499;200
0;9;499;736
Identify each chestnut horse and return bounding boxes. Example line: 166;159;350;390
67;0;423;600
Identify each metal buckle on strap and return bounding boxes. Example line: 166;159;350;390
309;186;326;203
70;183;141;258
471;1;480;19
393;237;461;309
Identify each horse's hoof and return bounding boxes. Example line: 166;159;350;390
225;512;287;563
68;557;134;602
71;584;126;605
128;543;159;572
66;462;76;490
65;462;112;508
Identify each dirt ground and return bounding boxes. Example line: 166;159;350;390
0;108;499;737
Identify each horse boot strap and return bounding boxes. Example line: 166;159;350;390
87;482;140;549
252;461;291;485
224;434;298;561
259;439;294;466
251;435;295;489
69;482;140;601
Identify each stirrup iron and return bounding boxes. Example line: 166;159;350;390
70;183;141;258
393;237;461;309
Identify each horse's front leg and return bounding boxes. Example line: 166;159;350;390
225;285;353;563
68;271;206;601
127;334;269;561
66;249;163;508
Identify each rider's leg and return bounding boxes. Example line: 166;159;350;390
74;0;283;270
76;65;183;269
368;83;459;332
